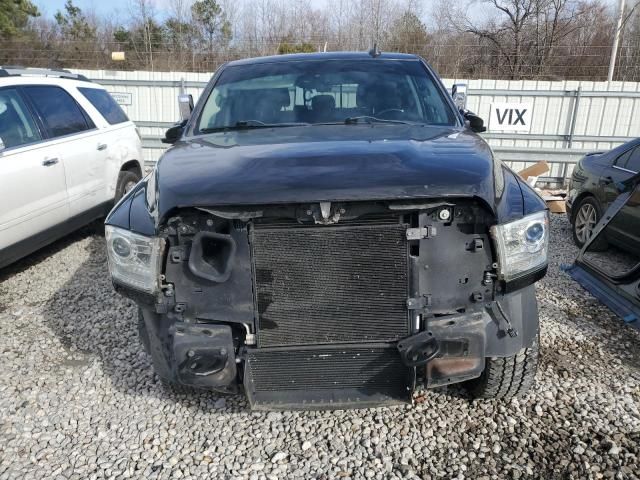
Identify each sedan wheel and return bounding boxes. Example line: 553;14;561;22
574;202;597;245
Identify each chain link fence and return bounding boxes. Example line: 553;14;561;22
3;39;640;81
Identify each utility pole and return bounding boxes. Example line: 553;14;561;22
608;0;626;82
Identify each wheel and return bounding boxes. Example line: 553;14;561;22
466;336;539;399
571;196;608;250
115;170;141;202
137;308;150;353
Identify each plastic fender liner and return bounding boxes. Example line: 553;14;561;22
423;287;539;388
485;285;539;356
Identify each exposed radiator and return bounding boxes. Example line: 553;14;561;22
244;345;412;409
250;222;410;347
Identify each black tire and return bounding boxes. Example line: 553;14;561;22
115;170;141;202
466;336;539;399
571;196;608;250
137;308;151;353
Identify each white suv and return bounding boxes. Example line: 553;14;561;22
0;67;143;269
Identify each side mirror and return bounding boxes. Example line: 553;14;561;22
162;120;187;144
463;111;486;133
451;83;467;110
178;94;194;121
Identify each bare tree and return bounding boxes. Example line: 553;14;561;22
441;0;613;79
129;0;157;70
3;0;640;80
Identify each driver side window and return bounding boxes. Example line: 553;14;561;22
615;146;640;173
0;89;42;150
624;147;640;173
201;89;222;129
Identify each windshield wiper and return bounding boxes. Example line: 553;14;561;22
200;120;309;133
343;116;416;125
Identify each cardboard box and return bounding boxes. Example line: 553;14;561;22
546;199;566;214
517;161;550;187
540;189;567;214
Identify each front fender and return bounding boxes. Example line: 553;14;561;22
515;173;547;215
105;178;156;236
495;167;526;223
494;166;547;223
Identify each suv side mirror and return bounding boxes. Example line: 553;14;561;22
463;111;486;133
451;83;467;110
162;120;187;144
178;94;194;121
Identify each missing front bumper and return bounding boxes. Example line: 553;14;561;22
137;284;539;408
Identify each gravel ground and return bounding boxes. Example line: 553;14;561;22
0;215;639;480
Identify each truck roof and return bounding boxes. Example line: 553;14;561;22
225;51;421;67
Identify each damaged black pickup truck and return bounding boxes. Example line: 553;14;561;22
105;52;549;410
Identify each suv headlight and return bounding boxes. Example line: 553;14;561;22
490;210;549;281
105;226;163;293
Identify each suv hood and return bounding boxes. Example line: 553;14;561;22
154;124;499;219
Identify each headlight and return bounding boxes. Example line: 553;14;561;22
105;226;163;293
490;210;549;281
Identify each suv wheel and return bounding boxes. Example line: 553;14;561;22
466;336;539;399
115;170;141;202
571;196;607;250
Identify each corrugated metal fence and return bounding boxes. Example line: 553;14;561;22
72;68;640;182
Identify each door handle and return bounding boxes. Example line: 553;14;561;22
97;143;107;151
42;158;59;166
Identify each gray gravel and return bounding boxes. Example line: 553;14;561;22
1;215;639;480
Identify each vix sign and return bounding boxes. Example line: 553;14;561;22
489;103;532;132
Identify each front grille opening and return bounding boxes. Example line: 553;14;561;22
251;221;410;347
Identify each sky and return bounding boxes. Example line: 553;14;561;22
35;0;622;25
36;0;143;20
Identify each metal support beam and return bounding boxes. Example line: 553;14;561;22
608;0;626;83
567;87;581;149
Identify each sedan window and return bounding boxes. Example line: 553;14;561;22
623;147;640;173
614;148;633;169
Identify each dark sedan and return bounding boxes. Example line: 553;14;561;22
567;138;640;247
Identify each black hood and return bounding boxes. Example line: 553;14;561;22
153;124;500;220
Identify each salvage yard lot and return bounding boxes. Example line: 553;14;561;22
0;216;639;480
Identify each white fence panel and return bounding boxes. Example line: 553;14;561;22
71;69;640;181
